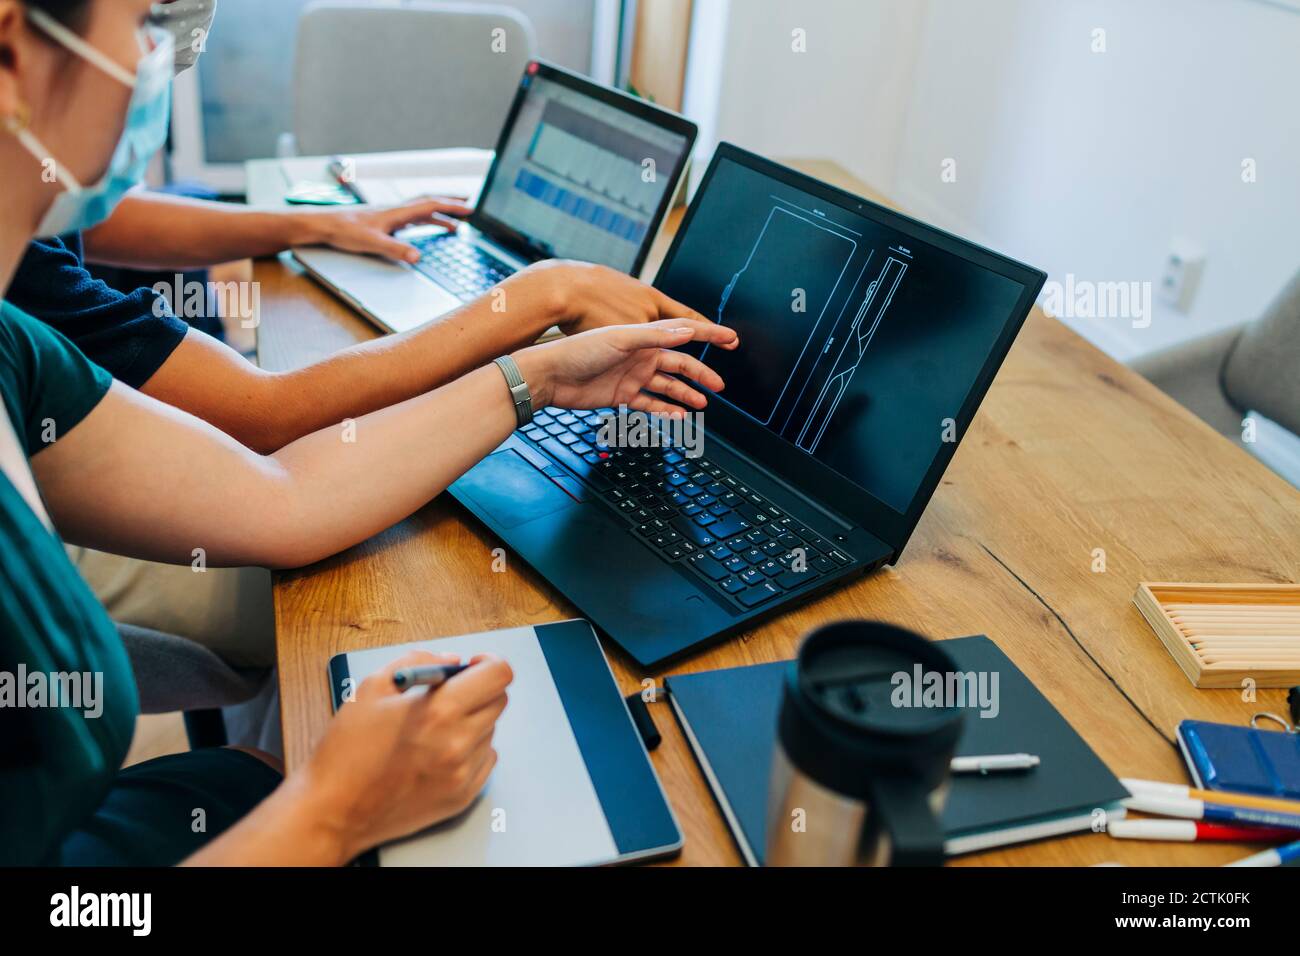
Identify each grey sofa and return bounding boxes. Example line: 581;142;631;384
1131;269;1300;468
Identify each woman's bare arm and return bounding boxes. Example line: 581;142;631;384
32;363;517;569
30;320;736;571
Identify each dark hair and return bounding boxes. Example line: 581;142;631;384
27;1;90;29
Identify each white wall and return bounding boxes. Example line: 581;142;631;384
685;0;929;192
687;0;1300;360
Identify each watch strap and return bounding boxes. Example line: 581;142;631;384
493;355;534;428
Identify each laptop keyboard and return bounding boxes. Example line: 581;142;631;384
519;407;855;611
410;233;514;299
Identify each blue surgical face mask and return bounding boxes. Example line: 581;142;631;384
14;10;175;239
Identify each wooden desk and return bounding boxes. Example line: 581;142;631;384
258;160;1300;867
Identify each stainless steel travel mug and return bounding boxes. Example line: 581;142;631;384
766;621;964;866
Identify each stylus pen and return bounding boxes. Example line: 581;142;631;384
950;753;1040;774
1225;837;1300;867
392;663;470;692
327;157;366;203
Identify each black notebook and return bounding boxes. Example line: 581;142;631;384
665;634;1127;862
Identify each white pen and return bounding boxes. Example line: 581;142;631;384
1122;778;1193;798
1106;819;1298;842
950;753;1040;774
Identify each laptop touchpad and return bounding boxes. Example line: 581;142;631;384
456;449;576;528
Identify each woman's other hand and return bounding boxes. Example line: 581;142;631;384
298;650;512;861
513;318;739;416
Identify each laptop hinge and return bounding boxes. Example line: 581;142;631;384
467;214;549;265
705;433;857;534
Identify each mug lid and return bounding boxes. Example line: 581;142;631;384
777;622;966;799
797;621;964;738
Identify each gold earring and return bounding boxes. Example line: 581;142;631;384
2;102;31;134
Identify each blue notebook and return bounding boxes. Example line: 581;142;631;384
664;634;1127;861
1177;720;1300;800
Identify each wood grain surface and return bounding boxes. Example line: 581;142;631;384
257;160;1300;867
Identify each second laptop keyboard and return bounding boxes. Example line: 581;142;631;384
410;233;514;299
519;407;854;611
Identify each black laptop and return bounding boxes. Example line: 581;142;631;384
450;143;1046;668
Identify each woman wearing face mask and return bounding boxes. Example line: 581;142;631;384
7;0;717;673
0;0;737;865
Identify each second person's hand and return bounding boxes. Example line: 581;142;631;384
296;195;474;263
508;260;715;335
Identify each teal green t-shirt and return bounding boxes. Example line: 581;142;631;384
0;301;137;865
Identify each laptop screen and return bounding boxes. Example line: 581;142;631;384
657;151;1038;519
476;66;692;273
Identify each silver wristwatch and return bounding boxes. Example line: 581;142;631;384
493;355;534;428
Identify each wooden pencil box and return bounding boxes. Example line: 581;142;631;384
1133;582;1300;689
